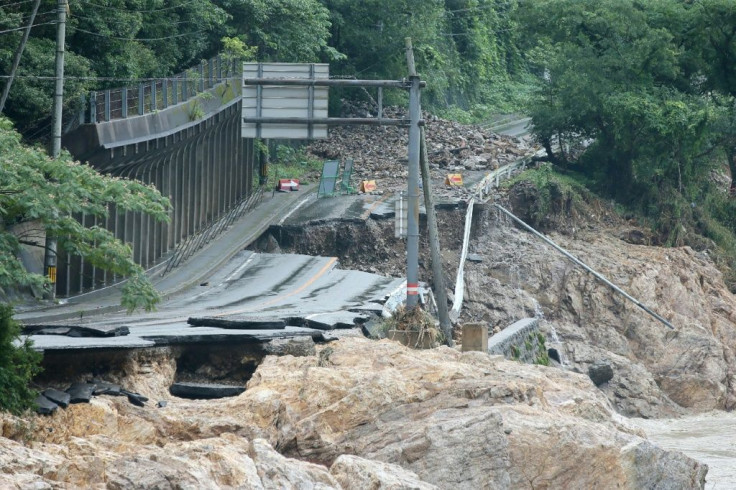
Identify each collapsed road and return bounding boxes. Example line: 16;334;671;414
24;251;404;352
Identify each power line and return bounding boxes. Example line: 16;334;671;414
69;25;204;42
0;0;38;8
74;0;201;13
0;21;55;35
69;12;198;27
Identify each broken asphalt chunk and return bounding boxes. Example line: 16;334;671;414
169;382;245;400
35;395;59;415
187;316;286;329
42;388;71;408
66;382;96;404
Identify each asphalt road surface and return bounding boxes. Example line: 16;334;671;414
28;251;404;351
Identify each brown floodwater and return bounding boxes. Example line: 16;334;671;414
630;411;736;489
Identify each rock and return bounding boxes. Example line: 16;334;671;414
589;361;614;386
35;395;59;415
234;339;705;488
262;336;316;357
169;382;245;400
42;388;71;408
330;454;437;489
157;400;167;408
466;253;483;263
66;382;96;403
249;438;339;488
462;196;736;416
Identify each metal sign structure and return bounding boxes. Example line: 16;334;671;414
242;64;425;307
242;63;329;139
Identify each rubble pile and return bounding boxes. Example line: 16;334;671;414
307;102;537;198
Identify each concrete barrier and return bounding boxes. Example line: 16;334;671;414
488;318;546;364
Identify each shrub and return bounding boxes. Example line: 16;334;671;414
0;305;42;415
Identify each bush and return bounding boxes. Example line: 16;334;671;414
0;305;42;415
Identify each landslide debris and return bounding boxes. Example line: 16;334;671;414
0;338;707;489
306;102;537;199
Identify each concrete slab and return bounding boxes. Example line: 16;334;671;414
187;316;286;329
169;382;245;400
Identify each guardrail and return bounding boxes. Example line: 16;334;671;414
476;153;536;202
161;186;264;276
451;151;537;318
67;55;239;131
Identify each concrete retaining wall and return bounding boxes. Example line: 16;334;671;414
488;318;546;364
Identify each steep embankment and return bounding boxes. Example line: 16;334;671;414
461;187;736;418
0;339;706;488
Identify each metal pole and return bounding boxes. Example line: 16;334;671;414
406;38;420;307
51;0;66;158
420;127;453;344
46;0;66;300
0;0;41;114
494;203;675;330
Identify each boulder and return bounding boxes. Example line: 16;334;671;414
588;361;614;386
330;454;437;489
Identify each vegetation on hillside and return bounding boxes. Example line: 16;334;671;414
0;117;171;311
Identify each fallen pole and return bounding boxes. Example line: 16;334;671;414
494;203;675;330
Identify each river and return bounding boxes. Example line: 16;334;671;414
630;411;736;488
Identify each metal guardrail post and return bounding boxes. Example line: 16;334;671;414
121;87;128;118
138;83;145;115
217;55;222;82
182;72;188;100
162;81;168;109
89;91;97;123
208;58;214;88
151;82;157;111
172;78;179;104
79;94;86;124
104;90;111;121
198;62;204;93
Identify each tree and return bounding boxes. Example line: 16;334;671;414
220;0;336;62
0;304;41;415
0;117;171;311
519;0;719;200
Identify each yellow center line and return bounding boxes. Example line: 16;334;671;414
213;256;338;317
361;193;391;220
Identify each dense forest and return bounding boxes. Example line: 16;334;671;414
1;0;736;294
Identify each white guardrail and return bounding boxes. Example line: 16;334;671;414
451;152;538;319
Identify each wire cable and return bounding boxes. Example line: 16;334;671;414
0;0;38;8
68;25;204;42
0;21;55;34
74;0;200;13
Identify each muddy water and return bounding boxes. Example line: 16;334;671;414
630;411;736;488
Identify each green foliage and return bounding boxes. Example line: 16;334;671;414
0;117;171;311
505;164;590;228
0;305;42;415
267;144;323;188
223;0;335;62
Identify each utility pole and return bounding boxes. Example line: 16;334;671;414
0;0;41;115
420;128;453;345
405;38;420;308
45;0;67;299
